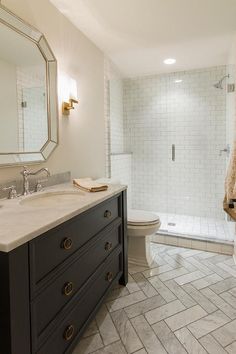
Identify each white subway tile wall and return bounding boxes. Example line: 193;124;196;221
104;58;133;208
17;65;47;151
111;154;132;209
110;79;124;153
123;66;227;219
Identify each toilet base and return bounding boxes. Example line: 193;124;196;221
128;235;154;268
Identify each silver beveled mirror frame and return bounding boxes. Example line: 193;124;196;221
0;4;58;167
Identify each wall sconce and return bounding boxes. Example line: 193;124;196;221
62;98;79;115
61;77;79;116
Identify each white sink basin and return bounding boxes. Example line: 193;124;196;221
20;190;85;208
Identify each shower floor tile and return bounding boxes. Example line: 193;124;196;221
156;212;234;242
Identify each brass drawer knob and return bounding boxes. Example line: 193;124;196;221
63;282;74;296
106;272;113;283
61;238;73;250
105;242;113;251
63;324;75;341
104;210;112;219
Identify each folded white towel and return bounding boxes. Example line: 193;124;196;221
73;178;108;192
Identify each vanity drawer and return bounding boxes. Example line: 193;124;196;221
30;195;120;286
31;221;122;341
36;251;122;354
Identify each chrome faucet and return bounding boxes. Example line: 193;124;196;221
21;166;50;196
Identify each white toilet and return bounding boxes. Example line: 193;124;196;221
127;209;161;267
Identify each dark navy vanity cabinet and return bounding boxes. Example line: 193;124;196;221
0;191;127;354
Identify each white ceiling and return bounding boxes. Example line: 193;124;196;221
50;0;236;77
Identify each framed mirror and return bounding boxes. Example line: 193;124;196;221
0;4;58;166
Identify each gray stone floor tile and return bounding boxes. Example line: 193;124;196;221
107;291;146;312
165;279;197;308
210;277;236;294
175;327;208;354
163;254;197;272
105;285;130;302
95;305;119;346
132;272;158;297
200;334;228;353
124;294;166;319
92;341;127;354
217;263;236;278
188;310;230;339
145;299;185;325
148;276;177;302
142;264;173;278
128;264;149;275
127;274;141;293
175;270;205;285
212;319;236;347
158;267;189;282
185;256;213;275
225;341;236;353
191;273;223;290
131;315;167;354
165;305;207;331
179;249;204;258
182;283;218;313
111;310;143;353
133;349;147;354
201;287;236;320
202;260;232;279
73;333;104;354
229;287;236;297
82;320;99;338
152;320;187;354
220;291;236;309
195;251;218;260
207;254;231;265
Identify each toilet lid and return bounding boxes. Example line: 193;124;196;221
128;209;160;226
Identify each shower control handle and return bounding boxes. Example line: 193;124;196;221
219;144;230;157
172;144;175;162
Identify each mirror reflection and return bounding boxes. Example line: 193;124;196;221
0;20;47;153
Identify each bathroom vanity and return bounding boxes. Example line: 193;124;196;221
0;184;127;354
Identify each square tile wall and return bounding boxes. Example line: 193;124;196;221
111;154;132;209
17;65;47;151
104;58;124;178
123;66;227;219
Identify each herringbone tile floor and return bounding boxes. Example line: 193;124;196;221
73;243;236;354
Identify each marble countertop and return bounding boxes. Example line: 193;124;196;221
0;182;127;253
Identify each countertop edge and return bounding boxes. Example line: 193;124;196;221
0;184;127;253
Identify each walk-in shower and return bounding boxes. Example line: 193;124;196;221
108;64;235;251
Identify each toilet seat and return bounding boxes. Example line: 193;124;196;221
128;209;160;226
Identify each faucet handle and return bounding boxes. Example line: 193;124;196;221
34;179;48;192
21;166;30;176
3;185;17;199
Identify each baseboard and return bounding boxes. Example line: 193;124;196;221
153;233;233;255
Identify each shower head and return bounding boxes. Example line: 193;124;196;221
214;74;230;89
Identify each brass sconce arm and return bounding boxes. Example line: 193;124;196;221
62;98;79;115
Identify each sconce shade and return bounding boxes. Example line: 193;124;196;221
61;75;79;116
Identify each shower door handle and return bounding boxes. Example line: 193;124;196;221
172;144;175;161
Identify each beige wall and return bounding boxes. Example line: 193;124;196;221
0;0;105;182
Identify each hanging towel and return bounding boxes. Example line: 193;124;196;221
73;178;108;192
224;145;236;220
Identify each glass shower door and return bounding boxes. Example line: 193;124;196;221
165;68;227;239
